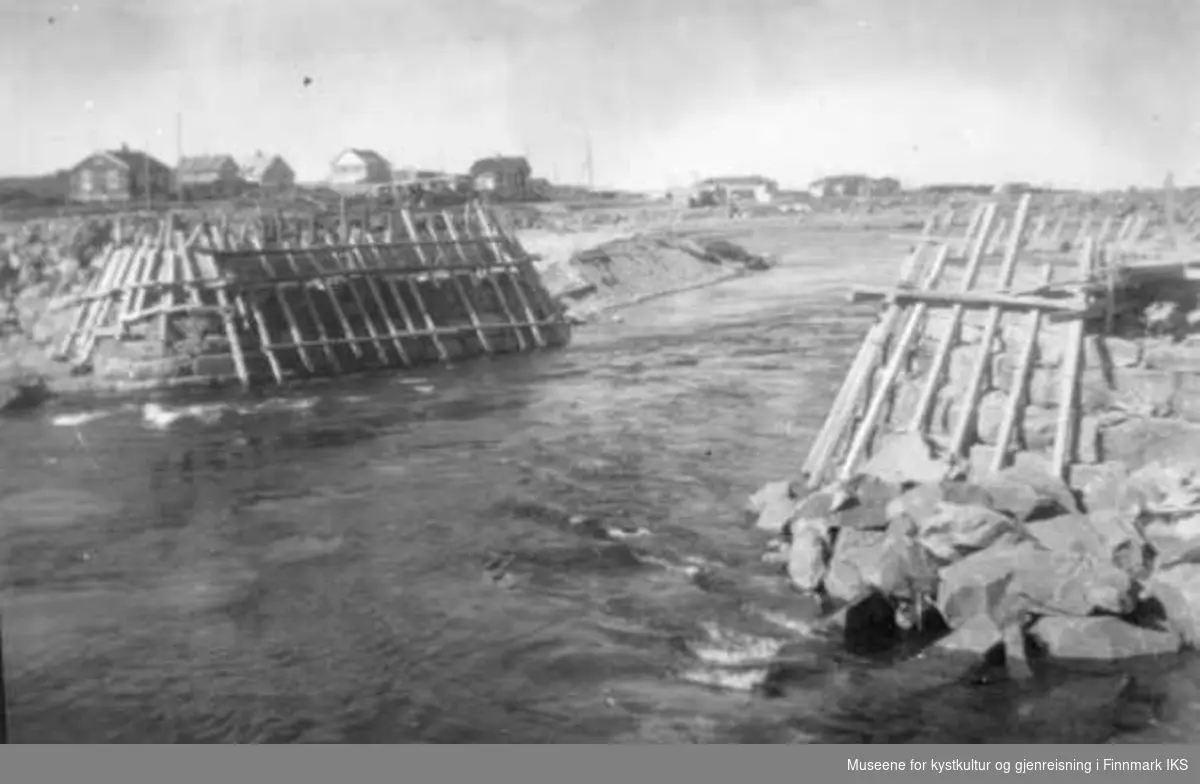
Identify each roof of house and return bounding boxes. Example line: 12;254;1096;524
332;148;391;169
809;174;871;186
701;175;776;187
176;154;236;175
239;151;291;180
78;148;169;172
469;156;531;177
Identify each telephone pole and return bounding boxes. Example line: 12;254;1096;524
584;134;594;189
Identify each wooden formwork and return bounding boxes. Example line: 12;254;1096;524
804;195;1112;490
53;204;567;387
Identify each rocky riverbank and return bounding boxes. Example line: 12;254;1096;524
749;298;1200;681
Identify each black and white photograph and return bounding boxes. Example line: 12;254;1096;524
2;0;1200;751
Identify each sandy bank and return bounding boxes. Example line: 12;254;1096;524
521;226;774;324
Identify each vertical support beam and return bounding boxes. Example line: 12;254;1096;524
1052;239;1096;479
948;194;1034;459
906;202;1000;434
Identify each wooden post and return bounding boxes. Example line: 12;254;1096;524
948;194;1034;458
339;194;348;242
473;202;544;348
837;243;953;482
1052;239;1096;478
301;244;367;362
346;240;410;366
212;231;283;385
439;209;515;352
281;242;342;373
906;202;1000;434
192;228;250;387
250;237;316;374
992;262;1055;473
396;211;452;362
362;234;425;362
802;222;939;484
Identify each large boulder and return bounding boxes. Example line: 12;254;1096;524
1025;512;1153;580
822;526;937;606
1028;616;1182;661
786;517;832;593
895;501;1023;567
885;480;995;523
748;479;800;533
934;613;1004;656
937;540;1139;630
860;432;947;486
1145;563;1200;647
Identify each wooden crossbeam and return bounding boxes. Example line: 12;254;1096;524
848;286;1088;314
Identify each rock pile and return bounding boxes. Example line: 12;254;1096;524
749;436;1200;677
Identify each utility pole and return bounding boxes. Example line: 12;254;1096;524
1164;171;1178;249
144;140;152;210
584;133;594;190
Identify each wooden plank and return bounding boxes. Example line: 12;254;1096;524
474;202;545;348
346;240;410;366
395;211;451;362
310;241;391;367
991;262;1055;473
250;237;316;374
280;241;342;372
212;229;283;384
56;242;120;360
299;242;364;361
906;202;1000;433
193;237;517;257
444;208;527;351
802;222;940;485
836;243;954;482
1052;239;1096;479
848;286;1087;313
194;226;251;387
77;240;142;366
419;212;491;352
362;234;428;360
948;193;1034;458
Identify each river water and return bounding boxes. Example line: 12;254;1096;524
2;225;1198;743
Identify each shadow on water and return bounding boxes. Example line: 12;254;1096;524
2;249;1199;742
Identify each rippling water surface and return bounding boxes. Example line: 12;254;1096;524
2;226;1198;743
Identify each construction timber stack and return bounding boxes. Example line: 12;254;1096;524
51;203;569;388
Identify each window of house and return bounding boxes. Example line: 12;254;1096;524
80;170;93;192
106;170;120;191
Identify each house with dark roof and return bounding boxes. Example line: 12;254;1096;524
697;175;779;204
239;151;296;193
808;174;904;199
328;148;392;193
468;155;532;201
175;154;245;200
68;145;173;204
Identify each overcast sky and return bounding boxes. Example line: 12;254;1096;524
2;0;1198;189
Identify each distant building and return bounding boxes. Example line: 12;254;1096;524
239;151;296;193
68;145;173;204
698;175;778;204
328;148;393;193
175;154;245;200
469;156;533;201
872;177;902;197
920;183;995;196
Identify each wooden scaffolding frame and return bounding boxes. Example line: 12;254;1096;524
53;204;566;387
802;194;1114;489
